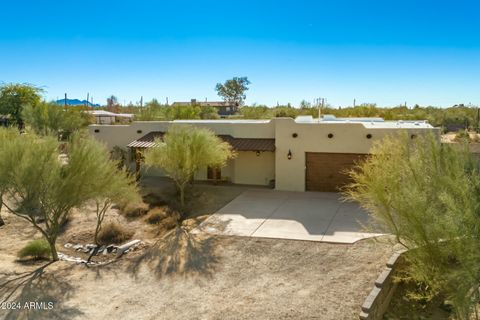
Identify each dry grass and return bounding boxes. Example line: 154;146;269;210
145;207;168;224
121;202;149;218
98;221;134;245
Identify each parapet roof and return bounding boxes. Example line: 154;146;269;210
295;115;434;129
131;116;434;129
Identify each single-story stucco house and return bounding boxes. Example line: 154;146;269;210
89;115;438;192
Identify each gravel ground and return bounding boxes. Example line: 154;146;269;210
0;181;393;320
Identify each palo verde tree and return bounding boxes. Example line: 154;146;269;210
22;102;91;139
0;130;139;261
90;157;140;247
0;128;20;226
344;133;480;319
0;83;43;126
215;77;250;106
143;125;235;212
85;143;140;262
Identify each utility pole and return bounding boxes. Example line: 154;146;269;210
166;97;169;105
140;96;143;108
477;107;479;133
315;97;326;121
64;93;67;108
318;98;321;120
86;93;89;107
353;98;356;107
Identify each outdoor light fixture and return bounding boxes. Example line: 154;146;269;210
256;151;261;156
287;149;292;160
366;133;372;139
328;133;334;139
292;133;298;138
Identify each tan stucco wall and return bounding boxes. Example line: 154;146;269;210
273;118;440;191
89;120;275;151
231;151;275;186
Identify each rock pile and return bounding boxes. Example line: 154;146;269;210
60;240;143;265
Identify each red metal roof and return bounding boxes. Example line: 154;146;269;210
127;131;275;151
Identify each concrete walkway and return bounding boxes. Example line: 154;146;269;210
195;189;383;244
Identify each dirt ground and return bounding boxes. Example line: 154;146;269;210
0;178;393;320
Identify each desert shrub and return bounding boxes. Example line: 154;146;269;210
18;239;51;260
97;221;133;245
146;207;168;224
121;202;149;218
159;211;181;231
142;193;167;208
454;129;471;142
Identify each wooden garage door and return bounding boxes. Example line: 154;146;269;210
305;152;367;192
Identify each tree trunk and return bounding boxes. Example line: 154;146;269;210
179;187;185;208
0;195;4;226
48;239;59;261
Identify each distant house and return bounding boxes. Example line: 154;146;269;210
86;110;134;124
172;99;239;117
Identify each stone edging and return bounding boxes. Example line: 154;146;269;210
359;251;404;320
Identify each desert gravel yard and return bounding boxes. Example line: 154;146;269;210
0;180;393;320
0;227;392;319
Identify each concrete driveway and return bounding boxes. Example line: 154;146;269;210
196;189;383;243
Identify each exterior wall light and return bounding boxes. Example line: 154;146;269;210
411;134;417;139
256;151;261;156
366;134;372;139
287;149;292;160
137;130;143;134
292;133;298;138
94;129;100;133
327;133;334;139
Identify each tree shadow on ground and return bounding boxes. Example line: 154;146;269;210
0;262;83;319
128;220;229;280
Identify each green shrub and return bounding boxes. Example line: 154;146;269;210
18;239;51;260
97;221;133;245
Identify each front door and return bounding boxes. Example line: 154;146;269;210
207;166;221;180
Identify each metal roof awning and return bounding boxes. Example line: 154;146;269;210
127;131;275;152
127;132;165;148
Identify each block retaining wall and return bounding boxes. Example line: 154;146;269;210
359;251;405;320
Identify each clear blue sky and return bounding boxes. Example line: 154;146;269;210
1;0;479;107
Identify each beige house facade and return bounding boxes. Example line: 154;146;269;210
89;116;438;192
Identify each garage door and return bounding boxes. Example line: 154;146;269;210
305;152;367;192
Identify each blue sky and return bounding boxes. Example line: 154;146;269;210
0;0;479;107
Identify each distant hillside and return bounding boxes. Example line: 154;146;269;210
55;99;101;107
